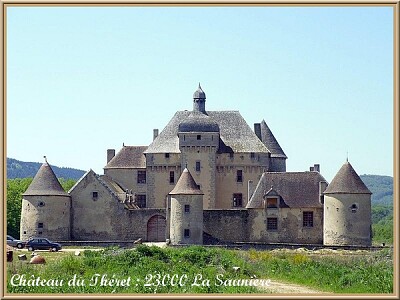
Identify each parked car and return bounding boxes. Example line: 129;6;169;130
6;235;25;249
25;238;62;251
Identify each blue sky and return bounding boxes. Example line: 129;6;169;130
6;6;393;181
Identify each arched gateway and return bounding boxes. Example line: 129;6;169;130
147;215;166;242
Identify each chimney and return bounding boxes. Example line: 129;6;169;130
319;181;328;204
254;123;261;140
107;149;115;163
309;166;314;171
153;129;159;141
314;164;320;173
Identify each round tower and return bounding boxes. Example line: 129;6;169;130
323;161;372;246
20;158;71;241
169;168;204;245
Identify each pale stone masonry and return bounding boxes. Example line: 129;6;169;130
20;85;372;246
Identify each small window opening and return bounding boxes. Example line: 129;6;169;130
38;201;45;207
266;198;278;208
351;204;358;213
184;229;190;238
92;191;98;199
233;193;243;207
197;135;201;140
303;211;314;227
267;218;278;230
165;153;170;158
137;195;146;208
184;204;190;213
195;161;201;172
169;171;175;184
237;170;243;182
38;223;44;229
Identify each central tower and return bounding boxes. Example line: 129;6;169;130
178;84;219;209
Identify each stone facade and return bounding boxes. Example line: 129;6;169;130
20;85;372;247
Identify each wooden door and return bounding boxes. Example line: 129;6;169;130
147;215;166;242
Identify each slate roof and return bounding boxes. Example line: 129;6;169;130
104;146;147;169
145;111;269;154
23;163;69;196
246;171;327;208
169;168;204;195
259;120;287;158
179;111;220;133
324;161;372;194
193;84;206;99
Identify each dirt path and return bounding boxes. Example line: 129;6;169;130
259;279;330;294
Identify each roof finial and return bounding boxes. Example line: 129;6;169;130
185;162;188;169
346;151;349;162
43;155;47;163
198;82;201;89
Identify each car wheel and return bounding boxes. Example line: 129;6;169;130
17;243;23;249
28;246;33;251
51;247;58;252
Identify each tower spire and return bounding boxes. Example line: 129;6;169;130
193;83;206;113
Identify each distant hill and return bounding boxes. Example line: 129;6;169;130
7;158;86;180
360;174;393;206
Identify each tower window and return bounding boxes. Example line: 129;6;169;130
267;218;278;230
250;152;255;159
197;135;201;140
229;153;234;159
38;201;45;207
92;192;98;199
351;204;358;213
38;223;44;229
138;170;146;184
184;204;190;213
165;153;170;159
195;161;201;172
237;170;243;183
303;211;314;227
184;229;190;238
233;193;243;207
137;195;146;208
169;171;175;184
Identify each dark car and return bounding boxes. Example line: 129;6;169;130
7;235;25;249
25;238;62;251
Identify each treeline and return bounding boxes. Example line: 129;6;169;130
7;158;85;180
6;178;76;238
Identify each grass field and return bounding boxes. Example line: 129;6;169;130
6;245;393;294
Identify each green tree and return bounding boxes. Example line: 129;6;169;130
6;178;33;238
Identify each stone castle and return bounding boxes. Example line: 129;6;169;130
20;85;372;246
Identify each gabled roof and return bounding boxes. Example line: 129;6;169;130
23;162;69;196
259;120;287;158
169;168;204;195
104;146;147;169
246;171;326;208
324;161;372;194
145;111;269;154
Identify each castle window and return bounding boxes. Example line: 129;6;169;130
266;198;278;208
195;161;201;172
303;211;314;227
237;170;243;182
229;153;234;159
137;195;146;208
38;223;44;229
138;170;146;184
351;204;358;213
184;229;190;238
184;204;190;213
165;153;170;159
38;201;45;207
233;193;243;207
92;192;98;199
267;218;278;230
169;171;175;184
197;135;201;140
250;152;255;159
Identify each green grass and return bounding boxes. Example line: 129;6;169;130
6;246;393;294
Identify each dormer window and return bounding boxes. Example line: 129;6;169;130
266;197;278;208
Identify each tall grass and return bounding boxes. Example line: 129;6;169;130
6;246;393;294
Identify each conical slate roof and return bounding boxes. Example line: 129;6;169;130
23;162;69;196
260;120;287;158
169;168;204;195
193;83;206;99
324;161;371;194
